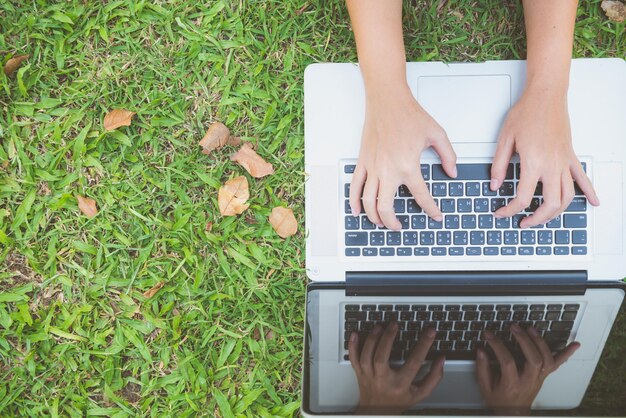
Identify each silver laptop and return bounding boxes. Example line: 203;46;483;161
302;59;626;415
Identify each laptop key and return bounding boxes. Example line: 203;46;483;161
432;183;447;196
457;199;472;213
572;246;587;255
414;248;429;256
466;247;481;255
407;200;421;213
551;321;574;331
397;215;410;230
538;230;553;245
474;198;489;212
554;246;569;255
565;197;587;212
449;247;464;256
344;165;356;173
361;216;376;230
420;231;435;245
380;247;394;256
397;247;412;256
479;215;493;229
518;247;534;255
344;183;350;198
453;231;468;245
564;304;580;311
572;230;587;244
445;215;460;229
441;199;455;213
491;198;507;212
345;248;360;256
346;232;368;246
428;218;443;229
362;248;378;256
440;163;491;180
344;200;351;214
398;185;411;197
421;164;430;181
487;231;502;245
504;231;518;245
536;246;552;255
470;231;485;245
495;217;510;229
431;247;446;256
449;182;464;196
394;199;405;214
483;247;498;255
345;216;359;230
521;230;536;245
562;311;577;321
466;182;481;196
411;215;427;229
563;214;586;228
370;232;385;246
436;231;451;245
511;214;524;229
555;230;569;244
546;216;561;228
498;182;515;196
462;215;477;229
403;231;418;245
482;182;497;196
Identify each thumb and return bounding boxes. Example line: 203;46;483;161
491;133;514;191
430;129;457;178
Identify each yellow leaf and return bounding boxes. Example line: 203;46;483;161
76;195;98;218
104;109;135;131
269;207;297;238
218;176;250;216
142;281;165;299
230;143;274;178
3;54;29;76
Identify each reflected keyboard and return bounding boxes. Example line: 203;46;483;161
343;162;589;258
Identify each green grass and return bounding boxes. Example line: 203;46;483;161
0;0;624;416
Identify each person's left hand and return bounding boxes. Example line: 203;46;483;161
348;323;445;415
490;89;600;228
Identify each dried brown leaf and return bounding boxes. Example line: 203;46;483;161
218;176;250;216
76;195;98;218
142;281;165;299
602;0;626;22
3;54;29;76
104;109;135;131
199;122;241;155
231;143;274;178
269;206;297;238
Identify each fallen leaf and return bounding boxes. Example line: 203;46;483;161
218;176;250;216
205;221;213;232
76;195;98;218
269;206;297;238
199;122;241;155
104;109;135;131
253;328;275;341
602;0;626;22
142;281;165;299
3;54;29;76
231;143;274;178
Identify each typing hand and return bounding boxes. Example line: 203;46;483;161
349;89;456;230
348;323;445;415
490;90;599;228
476;325;580;416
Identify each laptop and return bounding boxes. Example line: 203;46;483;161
301;59;626;415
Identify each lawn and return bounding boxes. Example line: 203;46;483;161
1;0;624;416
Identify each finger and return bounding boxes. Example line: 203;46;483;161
495;166;538;219
405;177;443;222
349;165;366;216
400;327;436;381
430;131;457;179
485;331;518;381
551;170;576;221
490;132;515;191
554;341;581;370
348;332;362;375
373;322;398;372
359;324;383;374
411;355;445;403
571;161;600;206
377;182;402;230
362;177;383;227
520;175;561;228
526;327;553;370
475;348;493;396
510;324;543;377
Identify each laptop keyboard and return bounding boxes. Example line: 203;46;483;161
342;302;579;362
343;162;589;258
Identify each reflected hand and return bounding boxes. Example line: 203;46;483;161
476;324;580;416
350;89;457;230
348;323;445;415
490;89;599;228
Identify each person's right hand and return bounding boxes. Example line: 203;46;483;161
349;88;457;230
349;323;445;415
476;324;580;416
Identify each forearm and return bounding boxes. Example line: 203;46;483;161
522;0;578;97
346;0;408;100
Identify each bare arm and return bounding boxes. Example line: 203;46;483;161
492;0;599;227
346;0;455;229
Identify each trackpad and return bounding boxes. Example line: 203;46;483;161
417;75;511;143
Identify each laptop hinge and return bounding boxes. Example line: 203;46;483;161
345;270;587;296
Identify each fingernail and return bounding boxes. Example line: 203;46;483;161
427;328;436;338
477;349;485;360
511;324;521;334
372;325;382;335
435;215;443;222
351;210;358;217
376;223;384;228
451;167;458;178
490;179;500;190
528;327;539;337
484;331;493;340
494;213;503;219
350;332;358;342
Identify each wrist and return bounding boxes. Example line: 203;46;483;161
364;78;412;103
524;71;569;100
